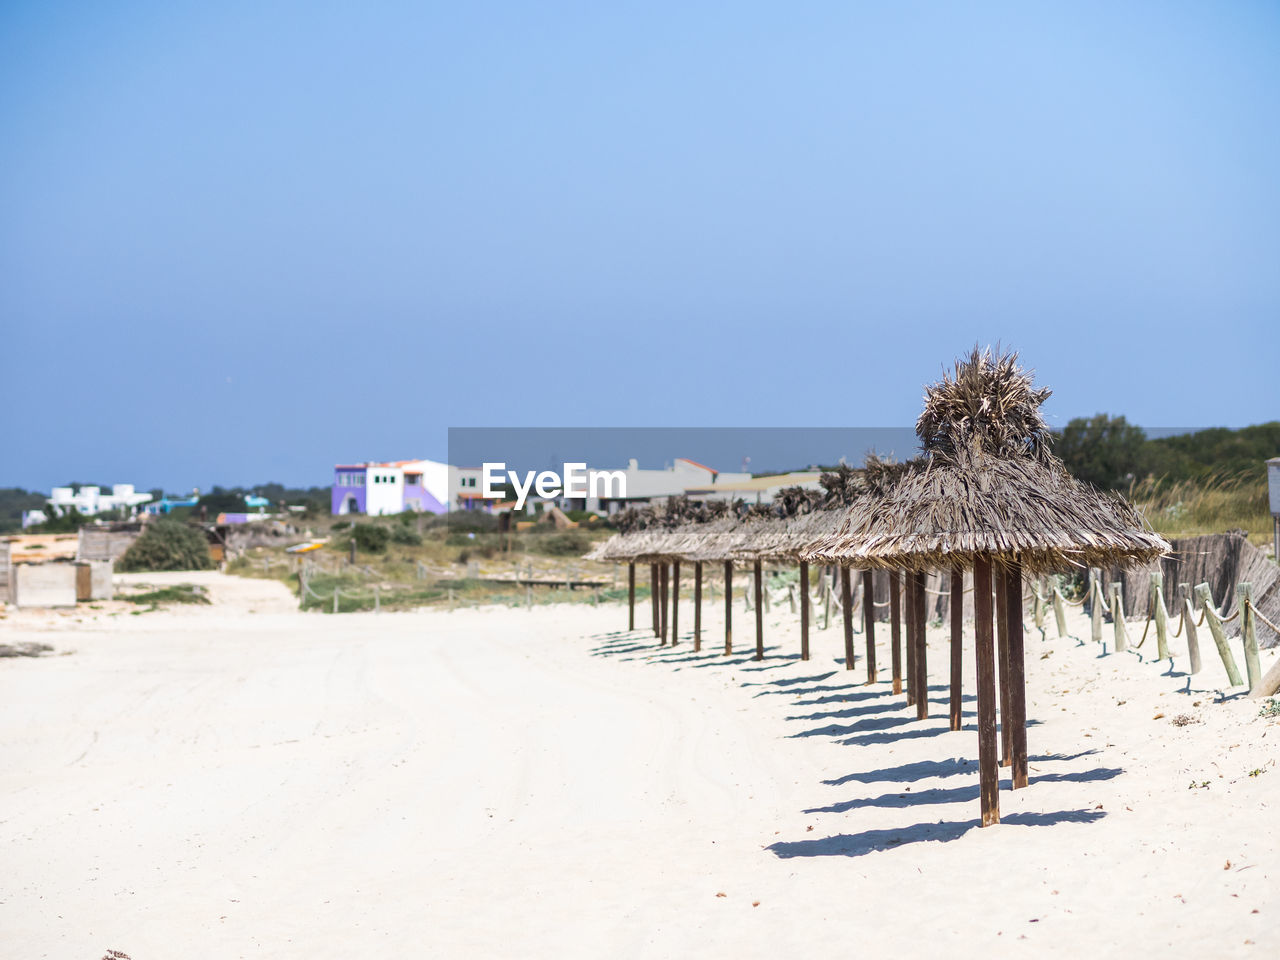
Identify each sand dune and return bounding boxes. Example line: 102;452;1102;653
0;571;1276;958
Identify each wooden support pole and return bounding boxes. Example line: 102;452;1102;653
724;561;733;655
1005;562;1028;790
1183;596;1202;676
823;568;832;630
996;569;1011;767
627;562;635;631
1196;582;1243;686
1152;571;1170;660
973;556;999;826
950;563;963;732
1090;568;1103;644
651;564;659;637
694;561;703;652
1032;578;1045;636
800;561;811;661
1240;582;1261;692
890;570;903;695
840;567;854;670
904;573;916;706
914;569;928;720
1111;583;1128;652
659;563;669;645
754;559;764;661
671;561;680;645
865;570;875;686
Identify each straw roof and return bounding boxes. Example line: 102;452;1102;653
803;347;1170;573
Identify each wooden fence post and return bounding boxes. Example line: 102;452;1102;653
1152;571;1170;660
1182;596;1202;676
1111;582;1128;653
332;586;339;615
1195;582;1243;686
1239;583;1261;691
1053;586;1069;639
1089;568;1103;644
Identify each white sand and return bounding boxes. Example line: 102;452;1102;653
1;571;1277;958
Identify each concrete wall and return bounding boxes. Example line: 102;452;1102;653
77;528;139;562
12;562;78;608
75;560;114;601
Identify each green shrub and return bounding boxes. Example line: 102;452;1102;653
351;523;390;553
533;530;593;556
331;520;350;531
118;521;214;572
389;525;423;546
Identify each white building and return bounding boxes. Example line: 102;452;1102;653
46;484;153;518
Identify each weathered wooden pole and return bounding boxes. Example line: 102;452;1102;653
1182;596;1202;675
890;570;903;696
1152;571;1170;660
754;559;764;661
1005;562;1028;790
950;563;963;732
904;573;916;706
1111;582;1128;652
862;570;877;683
839;566;853;669
913;569;928;720
800;560;811;661
822;567;832;630
693;561;703;652
724;560;733;655
671;560;680;645
995;569;1011;767
627;562;636;631
973;556;999;826
659;563;669;645
1089;568;1103;644
1195;582;1243;686
1239;582;1261;691
651;563;659;637
1053;586;1069;638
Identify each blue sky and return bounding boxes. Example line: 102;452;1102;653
3;1;1277;491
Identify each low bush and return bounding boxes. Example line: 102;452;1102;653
351;523;390;553
118;521;214;572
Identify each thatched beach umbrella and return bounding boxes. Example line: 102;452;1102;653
806;347;1168;826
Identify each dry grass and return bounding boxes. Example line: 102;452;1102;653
1128;473;1272;546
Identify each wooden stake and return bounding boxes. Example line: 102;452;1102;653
1053;586;1068;639
1111;582;1128;652
890;570;903;696
995;569;1011;767
724;561;733;655
627;562;635;631
1089;568;1103;644
694;561;703;652
950;563;963;732
671;561;680;645
1195;582;1243;686
973;556;999;826
1182;597;1202;676
1152;571;1169;660
1240;582;1261;692
1005;563;1028;790
861;570;877;682
754;559;764;661
840;566;854;671
800;561;811;661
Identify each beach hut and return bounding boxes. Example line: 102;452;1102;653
806;348;1168;826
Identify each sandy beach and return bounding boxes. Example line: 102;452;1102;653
1;570;1277;959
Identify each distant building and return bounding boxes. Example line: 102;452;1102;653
39;484;153;522
589;458;753;514
332;460;451;516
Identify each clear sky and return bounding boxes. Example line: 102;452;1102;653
3;1;1277;492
